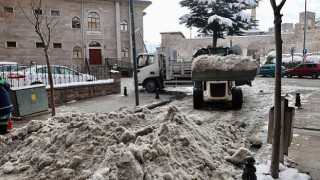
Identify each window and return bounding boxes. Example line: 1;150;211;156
4;7;14;14
121;47;129;58
36;42;45;48
121;20;128;31
137;55;154;68
51;10;60;17
89;41;101;47
6;41;17;48
53;43;62;49
73;46;82;58
33;9;43;16
72;17;81;28
306;64;314;68
87;12;100;30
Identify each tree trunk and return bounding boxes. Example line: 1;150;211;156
44;48;56;116
270;9;283;179
212;30;218;48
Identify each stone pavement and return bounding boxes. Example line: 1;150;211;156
289;90;320;179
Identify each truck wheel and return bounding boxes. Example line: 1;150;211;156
193;81;203;109
311;72;318;79
144;79;157;93
232;87;243;109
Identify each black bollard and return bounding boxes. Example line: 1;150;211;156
242;156;257;180
295;93;301;107
155;88;160;99
124;87;128;96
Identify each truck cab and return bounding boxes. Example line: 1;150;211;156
137;49;192;93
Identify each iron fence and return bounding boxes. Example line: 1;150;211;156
0;64;110;88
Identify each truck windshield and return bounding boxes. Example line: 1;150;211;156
137;55;154;69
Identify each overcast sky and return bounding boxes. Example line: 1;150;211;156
143;0;320;45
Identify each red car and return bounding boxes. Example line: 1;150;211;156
285;63;320;79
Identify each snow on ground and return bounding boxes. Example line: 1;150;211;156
0;78;312;180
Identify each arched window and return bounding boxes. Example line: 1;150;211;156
121;20;128;31
89;41;101;47
88;12;100;30
72;16;81;28
73;46;82;58
122;47;129;58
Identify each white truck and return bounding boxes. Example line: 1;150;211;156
137;47;258;109
137;48;193;93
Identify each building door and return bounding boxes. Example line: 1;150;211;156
89;49;102;65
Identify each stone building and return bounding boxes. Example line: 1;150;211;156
0;0;151;66
161;11;320;62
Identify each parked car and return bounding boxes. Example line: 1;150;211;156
259;64;286;77
6;65;96;87
284;63;320;79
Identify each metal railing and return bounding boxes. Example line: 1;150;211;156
0;64;110;88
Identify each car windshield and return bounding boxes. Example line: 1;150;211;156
137;55;154;69
0;64;27;72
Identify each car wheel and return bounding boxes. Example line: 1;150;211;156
311;72;318;79
286;73;292;78
144;79;157;93
193;81;203;109
232;87;243;109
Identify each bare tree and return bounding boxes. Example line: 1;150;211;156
20;0;58;116
270;0;286;178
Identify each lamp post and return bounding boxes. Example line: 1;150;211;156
303;0;307;63
130;0;140;106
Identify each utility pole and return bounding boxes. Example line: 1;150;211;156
130;0;139;106
303;0;307;63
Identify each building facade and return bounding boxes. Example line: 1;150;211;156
161;11;320;62
0;0;151;66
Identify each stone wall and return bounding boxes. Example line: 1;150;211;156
161;29;320;61
47;73;121;107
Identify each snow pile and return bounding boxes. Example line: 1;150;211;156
0;105;251;179
192;54;259;72
256;161;310;180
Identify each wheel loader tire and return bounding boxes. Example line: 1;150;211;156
232;87;243;109
193;81;203;109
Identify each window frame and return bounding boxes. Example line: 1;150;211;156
120;20;128;31
121;47;129;58
53;43;62;49
72;16;81;29
51;10;61;17
87;12;100;30
6;41;17;48
36;42;45;48
33;9;43;16
4;6;14;14
73;46;83;58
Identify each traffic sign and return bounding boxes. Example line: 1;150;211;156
303;49;307;55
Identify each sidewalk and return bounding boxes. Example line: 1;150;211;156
13;78;174;128
289;90;320;179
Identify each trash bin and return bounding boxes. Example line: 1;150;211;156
267;105;295;149
9;84;48;117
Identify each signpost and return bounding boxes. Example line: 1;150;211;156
289;47;294;68
302;48;307;63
